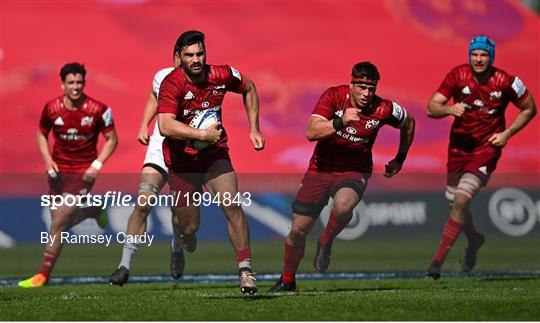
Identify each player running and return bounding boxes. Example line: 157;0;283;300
19;63;118;288
109;44;184;286
425;35;537;279
269;61;415;292
157;30;265;294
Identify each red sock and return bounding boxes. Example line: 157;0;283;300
282;242;305;282
433;217;464;263
235;247;251;262
39;251;58;278
319;210;350;246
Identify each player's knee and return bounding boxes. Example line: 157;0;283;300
289;222;311;241
332;195;358;216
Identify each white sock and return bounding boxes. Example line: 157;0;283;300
238;260;251;270
119;243;139;269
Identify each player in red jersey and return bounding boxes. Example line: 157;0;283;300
157;31;264;294
425;36;537;279
19;63;118;288
269;62;416;292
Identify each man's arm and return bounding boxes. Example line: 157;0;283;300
158;112;222;143
307;108;360;141
427;92;466;119
137;89;158;145
36;130;58;173
384;113;416;178
242;77;264;150
83;129;119;182
488;95;537;147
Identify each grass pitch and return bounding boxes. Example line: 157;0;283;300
1;236;539;320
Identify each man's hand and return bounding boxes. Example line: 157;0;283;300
45;160;59;173
383;159;403;178
488;131;510;147
82;166;99;183
137;125;150;145
201;123;223;144
250;130;265;151
447;102;466;117
343;108;361;125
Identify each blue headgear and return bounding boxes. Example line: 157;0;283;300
469;35;495;67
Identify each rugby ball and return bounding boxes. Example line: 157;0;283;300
189;109;220;150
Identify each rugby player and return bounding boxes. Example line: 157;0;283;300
19;63;118;287
425;35;537;279
269;61;416;292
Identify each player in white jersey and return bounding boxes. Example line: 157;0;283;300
110;56;182;286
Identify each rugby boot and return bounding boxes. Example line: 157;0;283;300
426;261;442;280
109;266;129;286
170;247;185;280
180;234;197;253
461;233;486;272
313;241;332;273
268;277;297;293
239;267;257;295
18;273;48;288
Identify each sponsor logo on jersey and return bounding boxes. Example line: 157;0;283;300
489;91;502;101
511;77;526;98
102;107;113;127
346;127;357;134
365;119;380;130
54;117;64;126
81;116;94;127
461;86;471;95
479;166;487;175
184;91;195;100
473;99;484;107
201;101;210;108
392;102;404;120
60;128;91;141
336;130;368;143
230;66;242;81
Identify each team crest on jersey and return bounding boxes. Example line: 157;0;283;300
54;117;64;126
365;119;380;130
489;91;502;101
184;91;195;100
201;101;210;108
473;99;484;107
346;127;357;134
212;85;225;95
461;86;471;95
81;116;94;127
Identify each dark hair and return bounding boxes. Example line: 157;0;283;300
60;62;86;81
174;30;205;54
351;61;380;81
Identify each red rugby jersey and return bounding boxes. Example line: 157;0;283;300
308;85;407;173
39;95;115;171
437;64;530;153
157;64;247;164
